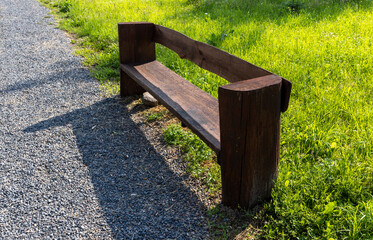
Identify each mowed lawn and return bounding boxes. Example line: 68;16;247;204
41;0;373;238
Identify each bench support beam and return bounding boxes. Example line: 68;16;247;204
118;22;156;96
219;75;282;209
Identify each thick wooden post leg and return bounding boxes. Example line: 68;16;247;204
120;68;145;97
118;22;156;97
219;75;282;209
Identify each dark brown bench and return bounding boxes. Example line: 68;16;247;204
118;22;292;209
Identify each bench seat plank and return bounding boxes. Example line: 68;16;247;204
120;60;221;153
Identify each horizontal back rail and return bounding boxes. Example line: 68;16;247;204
153;24;291;112
154;25;270;82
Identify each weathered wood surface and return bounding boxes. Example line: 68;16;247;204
120;61;221;153
219;74;282;209
118;22;155;64
118;22;292;209
153;25;291;112
118;22;155;96
154;25;270;83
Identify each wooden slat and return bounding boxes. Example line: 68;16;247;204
153;24;292;112
120;61;220;153
153;25;271;83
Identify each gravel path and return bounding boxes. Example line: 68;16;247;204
0;0;208;238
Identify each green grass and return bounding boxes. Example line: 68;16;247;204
163;124;221;196
146;111;166;123
40;0;373;238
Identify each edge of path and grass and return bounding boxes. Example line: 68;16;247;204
39;0;373;239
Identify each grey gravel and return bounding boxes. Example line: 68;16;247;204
0;0;208;239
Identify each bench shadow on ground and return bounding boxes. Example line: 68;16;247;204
24;96;207;238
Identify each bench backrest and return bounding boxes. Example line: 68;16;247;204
118;22;291;112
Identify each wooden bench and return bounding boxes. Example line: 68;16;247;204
118;22;292;209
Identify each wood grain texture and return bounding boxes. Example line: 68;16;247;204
120;68;145;96
118;22;155;64
153;25;271;83
121;61;220;153
117;23;292;209
118;22;156;96
153;24;291;112
219;75;282;209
